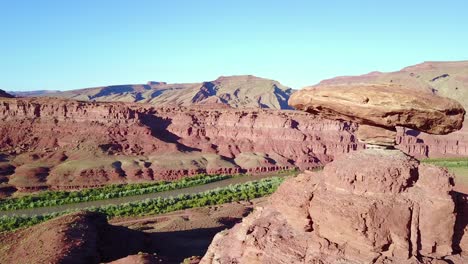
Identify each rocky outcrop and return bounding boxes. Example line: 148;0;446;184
290;83;465;134
201;150;467;263
201;84;467;263
0;211;149;264
108;253;164;264
397;127;468;157
0;95;467;190
0;97;358;189
313;61;468;156
289;83;465;146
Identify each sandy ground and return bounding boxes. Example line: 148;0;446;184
109;197;269;263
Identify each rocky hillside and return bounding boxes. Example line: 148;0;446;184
1;93;467;193
0;211;160;263
202;74;468;264
0;96;358;193
0;89;13;98
201;150;468;263
1;61;468;193
14;75;294;110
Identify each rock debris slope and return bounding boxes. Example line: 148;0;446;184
201;84;468;263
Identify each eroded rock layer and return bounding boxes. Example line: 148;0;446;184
0;96;467;191
0;97;358;190
201;149;468;263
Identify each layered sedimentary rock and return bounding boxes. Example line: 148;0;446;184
201;150;468;263
0;94;467;191
315;61;468;156
201;84;467;263
289;83;465;146
0;97;359;190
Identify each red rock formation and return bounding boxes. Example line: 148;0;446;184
202;83;467;263
201;150;468;263
0;97;359;189
289;83;465;135
397;127;468;158
0;211;149;264
0;96;466;190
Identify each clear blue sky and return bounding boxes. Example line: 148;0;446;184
1;0;467;91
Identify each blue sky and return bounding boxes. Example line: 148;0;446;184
1;0;467;91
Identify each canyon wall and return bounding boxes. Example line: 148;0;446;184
0;97;466;190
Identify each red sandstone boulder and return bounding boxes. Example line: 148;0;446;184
201;150;467;263
288;84;465;135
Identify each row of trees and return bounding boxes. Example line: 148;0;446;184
0;174;230;211
0;177;285;232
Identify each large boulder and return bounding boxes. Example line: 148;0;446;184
201;149;467;263
289;83;465;146
201;83;467;263
288;83;465;135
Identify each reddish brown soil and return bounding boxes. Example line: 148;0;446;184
0;211;148;264
0;199;264;264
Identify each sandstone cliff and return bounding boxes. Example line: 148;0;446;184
201;150;468;263
1;94;466;192
201;82;468;263
0;97;358;191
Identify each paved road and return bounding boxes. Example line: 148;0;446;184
0;173;282;217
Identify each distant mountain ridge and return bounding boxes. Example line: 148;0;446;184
0;89;14;98
316;61;468;109
7;61;468;110
9;90;60;97
10;75;294;110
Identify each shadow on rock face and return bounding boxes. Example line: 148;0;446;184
453;191;468;254
139;112;201;152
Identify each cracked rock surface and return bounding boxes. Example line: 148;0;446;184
201;149;468;263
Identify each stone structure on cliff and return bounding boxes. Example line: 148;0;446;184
201;84;468;263
289;83;465;147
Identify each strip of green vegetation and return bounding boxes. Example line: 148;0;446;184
0;174;231;211
0;177;285;232
422;157;468;168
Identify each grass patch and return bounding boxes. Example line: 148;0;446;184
421;157;468;168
